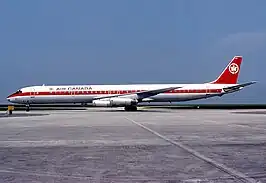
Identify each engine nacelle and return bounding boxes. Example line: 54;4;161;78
92;100;111;107
92;98;137;107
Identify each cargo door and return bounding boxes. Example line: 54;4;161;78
70;90;76;102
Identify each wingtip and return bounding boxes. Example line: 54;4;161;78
251;81;257;84
243;81;257;86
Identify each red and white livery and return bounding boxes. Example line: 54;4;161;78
7;56;256;111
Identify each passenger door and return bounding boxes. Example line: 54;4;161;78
27;88;36;103
30;88;36;99
205;85;211;98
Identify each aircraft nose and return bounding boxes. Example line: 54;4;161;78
7;96;12;102
7;94;14;102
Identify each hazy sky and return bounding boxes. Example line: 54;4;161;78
0;0;265;103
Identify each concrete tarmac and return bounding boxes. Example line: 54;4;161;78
0;108;265;183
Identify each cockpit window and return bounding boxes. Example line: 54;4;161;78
14;90;22;94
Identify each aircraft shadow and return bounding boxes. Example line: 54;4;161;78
87;109;173;113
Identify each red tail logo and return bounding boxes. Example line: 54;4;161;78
210;56;242;84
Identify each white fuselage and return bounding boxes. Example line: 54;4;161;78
7;55;252;109
7;83;235;105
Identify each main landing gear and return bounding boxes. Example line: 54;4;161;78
124;105;138;111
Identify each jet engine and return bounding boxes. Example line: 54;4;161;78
92;98;137;107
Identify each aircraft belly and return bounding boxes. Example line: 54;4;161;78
72;95;94;103
29;95;94;104
150;93;208;102
14;92;221;105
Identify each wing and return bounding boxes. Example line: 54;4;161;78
92;86;183;101
135;86;183;100
222;81;257;93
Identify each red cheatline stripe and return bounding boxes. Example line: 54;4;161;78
8;89;222;98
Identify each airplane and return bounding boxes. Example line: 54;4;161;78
7;56;256;111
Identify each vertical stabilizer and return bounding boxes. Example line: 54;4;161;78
210;56;242;84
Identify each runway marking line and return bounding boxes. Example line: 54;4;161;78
124;117;260;183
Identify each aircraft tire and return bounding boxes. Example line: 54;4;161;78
124;105;137;111
26;105;30;112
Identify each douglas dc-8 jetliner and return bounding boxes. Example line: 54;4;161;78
7;56;256;111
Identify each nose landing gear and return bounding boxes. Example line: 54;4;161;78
26;104;30;112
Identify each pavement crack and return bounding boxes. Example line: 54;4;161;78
124;117;260;183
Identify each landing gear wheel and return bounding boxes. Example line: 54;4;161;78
26;104;30;112
124;106;137;111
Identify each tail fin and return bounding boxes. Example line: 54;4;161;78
210;56;242;84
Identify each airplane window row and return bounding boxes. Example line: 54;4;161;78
46;89;222;94
49;90;138;94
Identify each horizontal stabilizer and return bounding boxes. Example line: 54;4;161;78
223;81;257;93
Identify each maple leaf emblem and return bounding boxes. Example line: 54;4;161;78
229;63;239;74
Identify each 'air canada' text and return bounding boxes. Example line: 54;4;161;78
56;86;93;91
